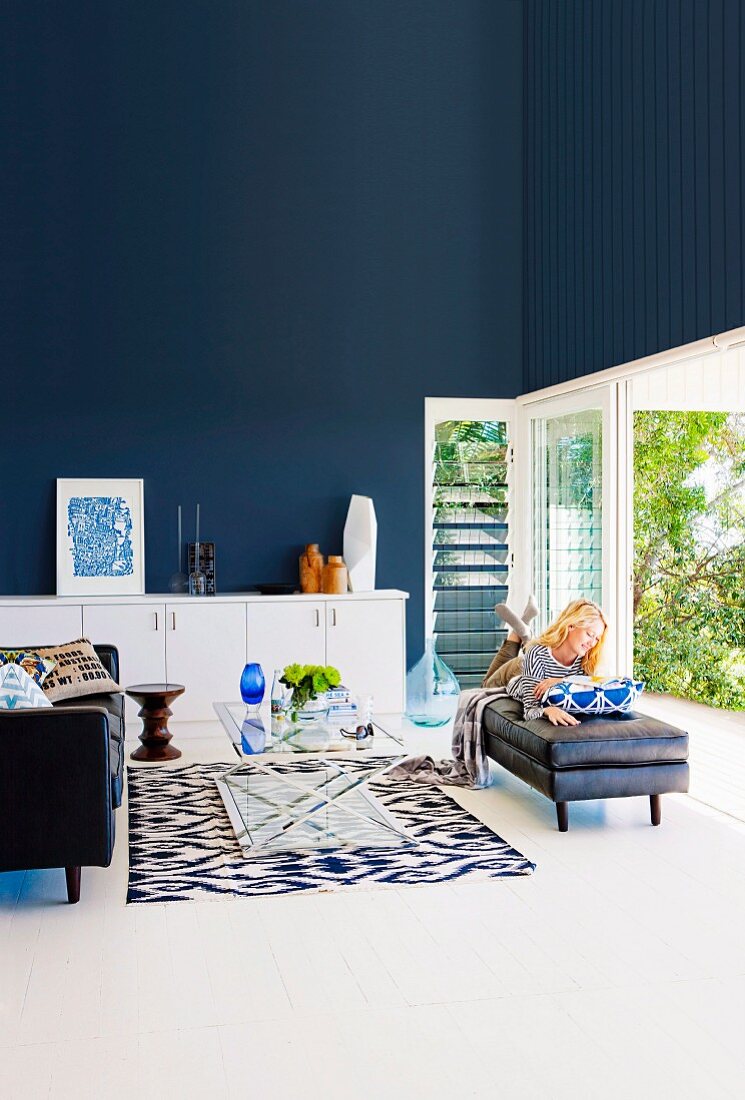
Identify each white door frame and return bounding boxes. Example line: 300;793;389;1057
423;398;516;642
514;383;620;674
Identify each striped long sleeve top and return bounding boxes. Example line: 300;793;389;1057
506;643;584;721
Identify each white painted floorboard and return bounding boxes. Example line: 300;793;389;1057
2;716;745;1099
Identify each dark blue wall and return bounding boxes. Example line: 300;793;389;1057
524;0;745;390
1;1;523;663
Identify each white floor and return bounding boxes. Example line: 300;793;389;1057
641;693;745;823
2;715;745;1099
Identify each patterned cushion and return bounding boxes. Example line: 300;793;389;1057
544;677;645;715
0;664;54;709
0;649;57;686
32;638;123;703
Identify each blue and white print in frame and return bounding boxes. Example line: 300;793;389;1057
56;478;145;596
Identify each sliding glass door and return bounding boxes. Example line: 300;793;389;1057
516;387;617;671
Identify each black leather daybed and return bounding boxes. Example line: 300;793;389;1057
482;696;689;831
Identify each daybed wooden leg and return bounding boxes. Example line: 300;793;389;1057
650;795;662;826
65;866;81;904
556;802;569;832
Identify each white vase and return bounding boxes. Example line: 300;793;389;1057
343;495;377;592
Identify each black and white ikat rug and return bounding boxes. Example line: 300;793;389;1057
126;762;535;903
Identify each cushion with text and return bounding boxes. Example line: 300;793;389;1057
33;638;123;703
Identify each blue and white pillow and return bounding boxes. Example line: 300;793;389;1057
0;649;57;687
0;664;54;710
544;677;644;716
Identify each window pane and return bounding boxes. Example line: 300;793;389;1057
432;420;510;688
531;408;603;629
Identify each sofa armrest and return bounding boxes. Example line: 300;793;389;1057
93;644;120;683
0;706;114;872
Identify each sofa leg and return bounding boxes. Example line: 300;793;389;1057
65;866;81;904
650;794;662;826
556;801;569;832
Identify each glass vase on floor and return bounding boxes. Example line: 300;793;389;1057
404;639;460;727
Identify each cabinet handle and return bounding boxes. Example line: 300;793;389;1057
171;612;176;630
314;608;320;627
154;612;159;631
331;608;337;627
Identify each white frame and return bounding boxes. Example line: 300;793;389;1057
423;397;516;642
515;384;618;674
423;328;745;683
56;478;145;596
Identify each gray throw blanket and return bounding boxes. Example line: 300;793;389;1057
388;686;509;789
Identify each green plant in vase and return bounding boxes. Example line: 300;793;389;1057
280;663;341;721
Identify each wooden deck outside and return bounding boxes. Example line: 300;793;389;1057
639;693;745;823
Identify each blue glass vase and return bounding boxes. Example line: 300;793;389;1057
240;663;265;709
241;713;267;755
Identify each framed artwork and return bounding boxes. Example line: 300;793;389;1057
57;478;145;596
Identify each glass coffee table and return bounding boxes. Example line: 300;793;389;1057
213;703;416;858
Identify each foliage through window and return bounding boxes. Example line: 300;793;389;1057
633;410;745;709
432;420;509;688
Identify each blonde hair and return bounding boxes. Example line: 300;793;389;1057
528;598;608;675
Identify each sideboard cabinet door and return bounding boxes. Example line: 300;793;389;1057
0;605;83;648
246;600;325;685
325;599;406;713
165;602;246;721
83;603;167;723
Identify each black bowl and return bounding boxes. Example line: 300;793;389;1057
254;583;299;596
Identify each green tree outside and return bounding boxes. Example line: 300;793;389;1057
633;410;745;709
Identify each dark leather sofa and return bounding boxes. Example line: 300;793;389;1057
482;695;689;830
0;644;124;902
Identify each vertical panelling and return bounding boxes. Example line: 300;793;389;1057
524;0;536;383
630;0;647;354
620;0;635;365
665;0;682;346
693;0;712;334
581;0;594;377
722;0;741;328
642;0;658;352
654;0;671;351
679;0;697;344
708;0;726;327
524;0;745;389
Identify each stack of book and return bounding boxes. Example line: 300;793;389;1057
325;686;358;719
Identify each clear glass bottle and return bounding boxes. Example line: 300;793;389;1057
270;669;288;716
189;540;207;596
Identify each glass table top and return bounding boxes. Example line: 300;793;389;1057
213;702;405;758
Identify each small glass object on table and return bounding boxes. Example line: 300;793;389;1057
292;695;329;725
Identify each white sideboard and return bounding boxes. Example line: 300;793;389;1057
0;591;408;722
